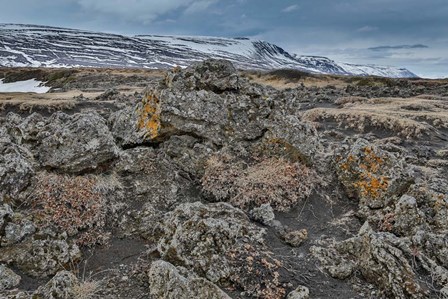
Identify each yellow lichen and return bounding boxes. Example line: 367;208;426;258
137;92;161;140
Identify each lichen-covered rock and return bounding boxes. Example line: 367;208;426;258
122;60;273;146
33;270;78;299
281;229;308;247
412;230;448;269
166;59;239;92
155;202;286;298
287;285;310;299
249;203;275;225
337;138;413;218
148;260;231;299
161;135;215;177
264;115;321;164
309;245;355;280
0;127;11;143
109;105;146;147
156;202;265;282
158;89;271;145
0;265;21;291
5;113;46;145
0;141;35;202
407;179;448;233
0;235;81;277
0;204;13;228
35;111;119;173
1;210;35;247
311;222;434;299
392;195;426;236
114;147;197;207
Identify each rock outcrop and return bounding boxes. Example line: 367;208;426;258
148;260;231;299
1;59;447;298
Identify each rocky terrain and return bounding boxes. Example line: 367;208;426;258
0;24;416;78
0;60;447;298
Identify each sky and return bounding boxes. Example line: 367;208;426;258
1;0;447;78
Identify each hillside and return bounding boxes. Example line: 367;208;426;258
0;24;417;78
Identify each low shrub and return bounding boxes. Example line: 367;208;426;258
32;172;109;246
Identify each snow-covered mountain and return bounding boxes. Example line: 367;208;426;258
0;24;417;78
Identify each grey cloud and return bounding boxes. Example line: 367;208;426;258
282;4;299;13
357;26;378;32
76;0;217;23
369;44;429;51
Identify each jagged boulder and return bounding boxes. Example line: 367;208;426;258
35;111;119;173
336;138;413;218
111;60;272;146
0;235;81;277
156;202;265;282
166;59;239;92
0;206;35;246
155;202;287;298
33;270;79;299
3;112;46;145
392;195;426;236
311;222;448;298
0;265;21;291
148;260;231;299
109;105;148;147
0;141;35;202
264;115;321;164
158;89;271;144
161;135;215;177
114;147;197;207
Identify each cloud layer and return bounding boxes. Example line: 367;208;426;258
76;0;217;23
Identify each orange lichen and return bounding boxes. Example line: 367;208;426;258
339;146;390;200
137;92;161;139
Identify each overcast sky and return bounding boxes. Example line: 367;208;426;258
1;0;447;78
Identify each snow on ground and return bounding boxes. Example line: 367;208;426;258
0;79;50;93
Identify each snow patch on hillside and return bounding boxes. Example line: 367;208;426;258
0;79;50;93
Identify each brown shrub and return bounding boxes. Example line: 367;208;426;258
32;172;109;246
201;155;317;211
227;244;285;299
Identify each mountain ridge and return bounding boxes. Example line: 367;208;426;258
0;24;417;78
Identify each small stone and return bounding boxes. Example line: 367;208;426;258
287;285;310;299
282;229;308;247
249;204;275;225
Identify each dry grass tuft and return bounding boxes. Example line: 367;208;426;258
202;155;317;211
303;107;433;138
72;280;103;299
303;96;448;138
